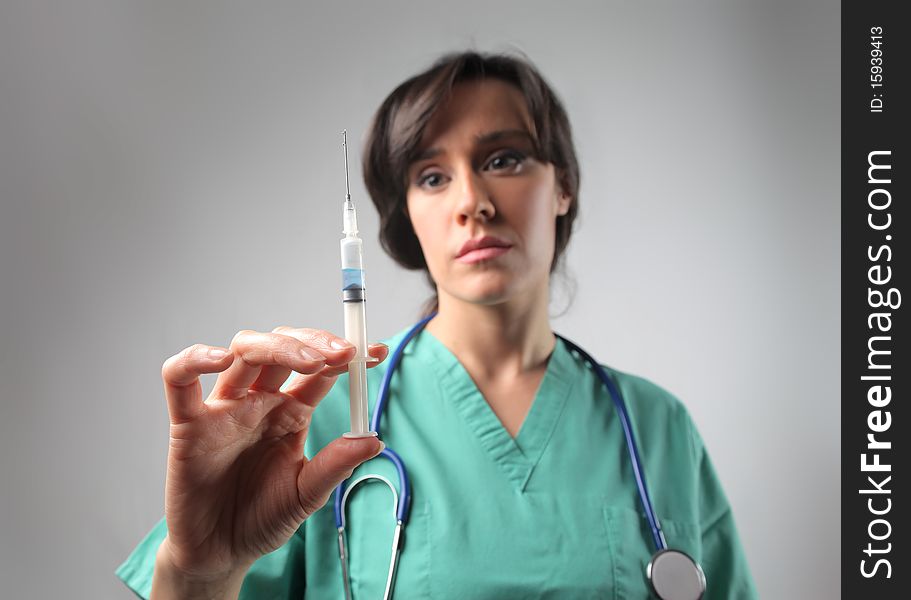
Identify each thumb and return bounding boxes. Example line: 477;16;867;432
297;436;384;516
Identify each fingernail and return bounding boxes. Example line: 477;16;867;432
330;339;354;350
300;347;325;361
208;348;230;360
370;442;384;458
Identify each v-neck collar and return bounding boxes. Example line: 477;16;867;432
406;328;576;492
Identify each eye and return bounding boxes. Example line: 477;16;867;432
484;150;526;172
416;171;448;189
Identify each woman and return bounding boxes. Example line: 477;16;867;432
118;51;758;599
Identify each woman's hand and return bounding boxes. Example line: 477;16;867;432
151;327;387;598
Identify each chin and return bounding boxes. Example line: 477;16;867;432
449;273;520;306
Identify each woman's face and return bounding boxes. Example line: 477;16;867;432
405;79;571;308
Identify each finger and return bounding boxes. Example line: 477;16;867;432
250;334;350;392
251;327;358;393
271;326;358;367
250;364;294;393
281;343;389;400
250;333;303;393
297;436;385;516
161;344;235;423
212;330;326;399
318;343;389;378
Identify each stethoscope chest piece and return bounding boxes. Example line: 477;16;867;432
647;549;706;600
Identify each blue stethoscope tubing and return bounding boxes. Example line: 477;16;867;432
554;334;667;551
334;313;664;548
332;314;429;529
333;314;705;599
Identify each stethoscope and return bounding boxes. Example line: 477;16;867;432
333;314;706;600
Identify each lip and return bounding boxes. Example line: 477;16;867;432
456;236;513;264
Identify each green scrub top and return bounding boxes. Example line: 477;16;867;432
117;325;758;599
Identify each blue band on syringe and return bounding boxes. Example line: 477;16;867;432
341;268;365;302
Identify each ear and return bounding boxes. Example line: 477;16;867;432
554;169;572;217
556;192;572;217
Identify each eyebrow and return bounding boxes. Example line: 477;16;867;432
411;129;537;163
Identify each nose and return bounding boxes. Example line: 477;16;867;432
454;167;495;225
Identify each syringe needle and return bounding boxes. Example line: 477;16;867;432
342;129;351;203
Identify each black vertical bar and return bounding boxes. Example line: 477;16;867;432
842;1;908;597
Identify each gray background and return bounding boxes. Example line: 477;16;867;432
0;1;839;597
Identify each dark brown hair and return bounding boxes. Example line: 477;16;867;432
362;51;580;313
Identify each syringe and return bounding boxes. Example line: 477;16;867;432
340;130;377;439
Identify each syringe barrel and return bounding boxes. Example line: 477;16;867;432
340;236;365;301
340;233;371;436
344;301;370;435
